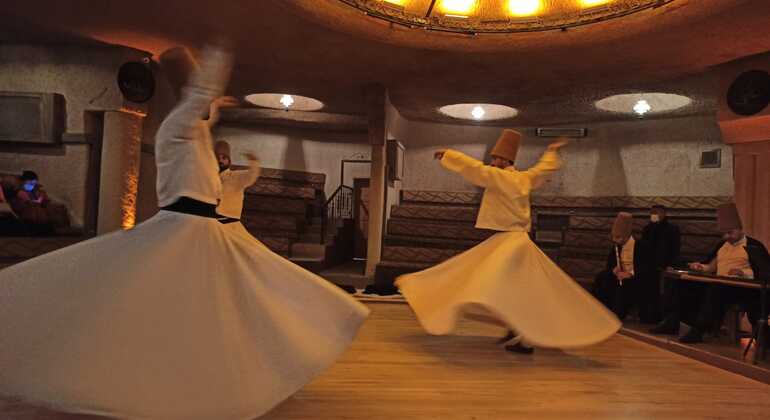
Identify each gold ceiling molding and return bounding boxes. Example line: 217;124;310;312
338;0;677;33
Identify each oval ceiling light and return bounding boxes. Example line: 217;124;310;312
580;0;613;7
508;0;543;17
595;93;692;117
244;93;324;111
439;103;519;121
440;0;478;15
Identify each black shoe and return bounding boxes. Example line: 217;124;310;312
679;328;703;344
496;330;516;345
505;342;534;354
649;319;679;335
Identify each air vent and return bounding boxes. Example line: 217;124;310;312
536;128;587;138
700;149;722;169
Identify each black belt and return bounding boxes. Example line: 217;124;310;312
161;197;241;225
161;197;220;219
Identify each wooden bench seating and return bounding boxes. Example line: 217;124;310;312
373;191;731;291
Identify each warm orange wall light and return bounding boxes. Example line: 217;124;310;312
508;0;542;17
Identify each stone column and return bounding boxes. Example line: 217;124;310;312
97;110;144;234
365;85;387;277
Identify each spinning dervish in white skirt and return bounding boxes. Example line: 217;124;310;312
0;44;369;420
395;129;620;353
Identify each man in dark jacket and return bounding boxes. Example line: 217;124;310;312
650;203;770;343
637;204;681;323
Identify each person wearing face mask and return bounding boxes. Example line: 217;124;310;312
650;203;770;343
592;212;644;320
395;129;620;355
637;204;681;323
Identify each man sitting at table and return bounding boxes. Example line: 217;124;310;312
650;203;770;343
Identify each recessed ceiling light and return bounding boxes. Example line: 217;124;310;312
245;93;324;111
439;103;518;121
279;94;295;109
580;0;613;7
440;0;477;15
508;0;542;17
633;99;651;116
595;93;691;116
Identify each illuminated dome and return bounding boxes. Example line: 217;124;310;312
439;103;518;121
595;93;692;116
338;0;676;33
245;93;324;111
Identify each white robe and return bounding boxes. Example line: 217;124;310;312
217;162;260;220
396;150;620;348
0;46;369;420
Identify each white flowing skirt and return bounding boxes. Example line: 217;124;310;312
395;231;620;348
0;210;369;420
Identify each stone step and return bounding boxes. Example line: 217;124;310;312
291;242;330;260
252;236;291;254
536;208;719;220
388;219;494;242
531;196;732;210
258;167;326;191
390;204;478;223
241;213;304;232
246;183;315;200
290;256;326;273
382;245;463;264
319;261;370;288
384;234;481;250
566;216;720;236
242;196;307;215
297;232;336;244
401;190;482;206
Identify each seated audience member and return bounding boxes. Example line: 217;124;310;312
16;170;49;205
637;204;681;323
650;203;770;343
10;171;69;234
592;212;643;320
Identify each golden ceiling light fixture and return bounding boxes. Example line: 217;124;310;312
341;0;676;33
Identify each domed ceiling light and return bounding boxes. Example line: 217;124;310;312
508;0;543;17
595;93;691;117
338;0;677;33
245;93;324;111
439;103;518;121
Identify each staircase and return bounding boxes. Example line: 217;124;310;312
240;167;355;272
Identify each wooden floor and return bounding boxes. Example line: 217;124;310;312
3;302;770;419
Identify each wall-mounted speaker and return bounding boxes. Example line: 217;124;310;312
726;70;770;116
117;62;155;103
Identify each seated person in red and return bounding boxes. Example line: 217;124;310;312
10;171;54;234
592;212;644;320
15;171;49;205
650;203;770;343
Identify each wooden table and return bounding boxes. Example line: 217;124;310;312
664;269;767;362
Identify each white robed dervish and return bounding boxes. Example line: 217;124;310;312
0;45;369;420
213;139;263;241
396;130;620;349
